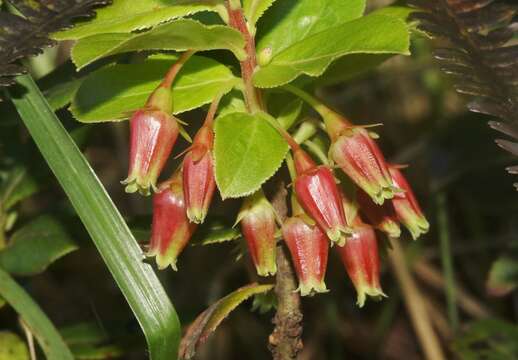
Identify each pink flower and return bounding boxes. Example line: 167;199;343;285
122;87;178;195
148;171;197;270
237;190;277;276
388;165;429;240
182;125;215;224
293;148;349;246
282;215;329;296
357;189;401;238
337;222;386;307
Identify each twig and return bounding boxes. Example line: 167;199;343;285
268;181;303;359
388;238;446;360
268;245;304;360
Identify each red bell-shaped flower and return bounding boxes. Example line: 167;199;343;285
182;125;216;224
237;190;277;276
123;86;179;195
147;170;197;270
357;189;401;238
337;222;386;307
293;147;350;246
282;213;329;296
328;123;397;205
388;165;429;240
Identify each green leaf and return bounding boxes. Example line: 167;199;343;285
256;0;366;60
71;19;246;70
71;54;238;122
486;256;518;297
44;78;84;111
0;332;30;360
243;0;277;28
315;53;392;86
253;14;411;88
0;166;39;211
0;216;78;276
0;267;74;359
214;111;288;198
10;74;181;360
192;218;241;245
53;0;225;40
178;283;274;359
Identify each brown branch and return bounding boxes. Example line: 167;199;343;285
268;245;303;359
268;180;303;359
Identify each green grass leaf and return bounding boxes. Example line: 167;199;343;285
71;55;238;122
0;267;74;359
256;0;365;60
9;74;181;360
214;111;288;199
71;19;246;70
0;216;78;276
53;0;224;40
178;283;273;359
253;14;411;88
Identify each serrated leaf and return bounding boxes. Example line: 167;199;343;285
253;14;411;88
178;283;273;360
0;216;78;276
53;0;224;40
0;332;30;360
70;54;238;122
44;78;84;111
214;112;288;198
0;166;39;211
316;54;392;86
486;256;518;297
243;0;277;28
256;0;366;60
0;0;111;87
71;19;246;69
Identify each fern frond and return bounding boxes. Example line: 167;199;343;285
0;0;111;87
409;0;518;187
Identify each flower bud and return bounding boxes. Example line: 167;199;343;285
237;190;277;276
293;148;349;246
388;165;429;240
182;125;216;224
357;189;401;238
282;216;329;296
122;86;179;195
147;171;197;270
337;223;386;307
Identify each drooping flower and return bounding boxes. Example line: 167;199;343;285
182;125;215;224
148;170;197;270
236;190;277;276
337;222;386;307
292;147;350;246
357;189;401;238
282;209;329;296
122;86;179;195
182;96;221;224
327;121;397;205
388;165;429;240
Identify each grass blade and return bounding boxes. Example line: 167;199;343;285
0;266;74;359
9;74;181;359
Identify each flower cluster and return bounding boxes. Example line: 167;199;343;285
124;55;429;307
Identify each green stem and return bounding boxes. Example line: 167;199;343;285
0;266;74;359
436;192;459;331
9;74;181;360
